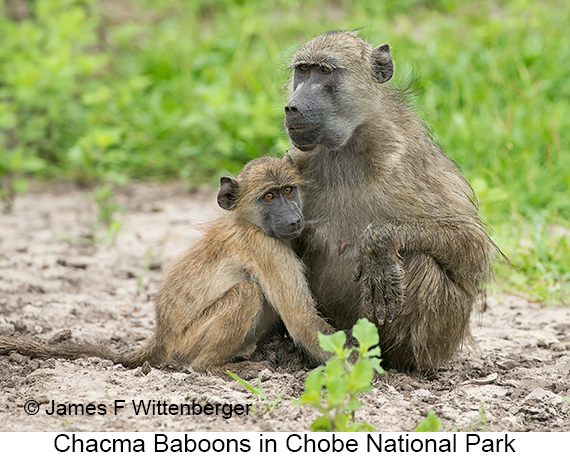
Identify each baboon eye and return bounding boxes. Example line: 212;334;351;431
264;192;276;201
321;65;332;73
283;187;293;195
298;64;309;72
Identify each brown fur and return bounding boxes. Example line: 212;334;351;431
0;158;334;374
285;31;496;371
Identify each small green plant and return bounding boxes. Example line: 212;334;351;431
415;411;441;432
226;371;284;416
294;318;385;432
472;402;489;431
92;184;125;244
137;248;160;295
137;262;151;295
445;402;490;432
443;403;492;432
0;176;17;213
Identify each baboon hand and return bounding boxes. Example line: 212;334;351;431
355;222;405;325
354;257;404;325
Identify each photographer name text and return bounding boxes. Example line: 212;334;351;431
26;399;251;419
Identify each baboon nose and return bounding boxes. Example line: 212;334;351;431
290;218;303;230
285;104;298;113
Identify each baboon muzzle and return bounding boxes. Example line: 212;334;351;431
284;98;321;150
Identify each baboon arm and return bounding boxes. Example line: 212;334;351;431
355;219;491;324
255;263;335;364
360;219;491;278
278;299;335;365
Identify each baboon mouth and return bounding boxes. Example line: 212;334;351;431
278;227;305;240
286;123;317;131
286;124;320;150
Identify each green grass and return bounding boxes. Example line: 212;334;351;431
1;0;568;304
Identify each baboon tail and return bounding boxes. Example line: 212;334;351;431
0;334;167;369
115;336;167;368
0;334;117;362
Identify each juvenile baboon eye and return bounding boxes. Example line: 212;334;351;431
298;64;309;72
264;192;276;201
321;65;332;73
283;187;294;195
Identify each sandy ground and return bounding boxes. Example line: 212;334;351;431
0;182;569;433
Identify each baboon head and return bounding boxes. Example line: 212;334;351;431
217;157;305;240
284;30;393;151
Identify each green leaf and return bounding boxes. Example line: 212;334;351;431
324;357;345;379
20;156;46;173
367;357;385;375
295;391;321;407
364;346;381;358
318;331;346;355
226;371;264;399
12;179;28;194
326;377;348;407
294;369;324;406
352;318;379;348
332;412;352;431
311;415;332;432
344;398;364;412
346;359;374;391
348;422;375;432
415;412;441;432
264;388;285;413
304;368;325;393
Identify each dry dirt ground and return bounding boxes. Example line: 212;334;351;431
0;182;569;433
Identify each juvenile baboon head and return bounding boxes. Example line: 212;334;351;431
284;30;393;151
217;157;305;240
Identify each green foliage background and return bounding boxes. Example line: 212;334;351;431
1;0;568;304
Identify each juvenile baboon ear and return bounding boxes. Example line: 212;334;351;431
371;43;393;84
217;177;239;210
284;151;295;165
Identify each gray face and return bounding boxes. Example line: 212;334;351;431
217;172;304;241
284;64;349;151
284;43;394;152
258;186;305;240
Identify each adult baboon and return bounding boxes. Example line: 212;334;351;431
0;157;334;372
284;30;496;371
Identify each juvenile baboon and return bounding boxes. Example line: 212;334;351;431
0;157;334;372
284;30;496;371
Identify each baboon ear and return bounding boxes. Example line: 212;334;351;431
217;177;239;210
371;43;393;84
284;151;295;165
